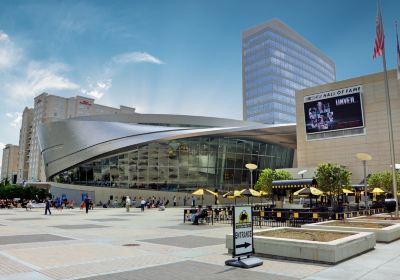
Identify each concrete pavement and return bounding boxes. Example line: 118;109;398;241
0;207;398;279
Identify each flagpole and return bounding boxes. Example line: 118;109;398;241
381;46;398;216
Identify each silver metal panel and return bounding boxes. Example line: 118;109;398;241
38;116;296;178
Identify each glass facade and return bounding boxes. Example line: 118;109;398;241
51;136;294;192
243;21;335;124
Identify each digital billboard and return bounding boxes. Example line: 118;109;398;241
304;85;364;134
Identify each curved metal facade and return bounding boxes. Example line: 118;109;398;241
38;114;296;190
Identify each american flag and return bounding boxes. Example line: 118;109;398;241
396;22;400;79
373;1;384;60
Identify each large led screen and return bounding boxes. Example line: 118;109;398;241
304;85;364;134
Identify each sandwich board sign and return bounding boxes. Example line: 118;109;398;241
233;206;254;256
225;205;263;268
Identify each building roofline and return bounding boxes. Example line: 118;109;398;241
298;69;397;96
242;18;335;67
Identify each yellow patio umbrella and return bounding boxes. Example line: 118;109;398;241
192;188;218;205
259;190;268;196
259;190;268;205
240;188;261;204
371;187;385;202
371;188;385;194
223;190;241;198
293;187;323;196
223;190;241;204
293;187;323;207
342;188;354;194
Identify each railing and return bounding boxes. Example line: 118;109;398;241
183;207;386;227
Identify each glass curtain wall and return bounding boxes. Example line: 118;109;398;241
243;27;335;124
53;137;294;191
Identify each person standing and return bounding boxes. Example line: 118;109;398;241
173;196;177;207
85;197;90;214
192;196;196;207
140;198;146;212
125;196;131;212
45;198;52;215
183;196;187;207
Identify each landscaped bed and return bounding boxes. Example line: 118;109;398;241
321;221;392;229
353;215;400;221
254;228;354;242
226;227;375;264
303;220;400;243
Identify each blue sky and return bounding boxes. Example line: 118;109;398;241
0;0;399;156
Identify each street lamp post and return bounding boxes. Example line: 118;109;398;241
356;153;372;211
245;163;258;189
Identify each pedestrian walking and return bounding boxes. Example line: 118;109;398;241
85;197;90;214
26;200;33;211
140;198;146;212
173;196;177;207
125;196;131;212
45;198;52;215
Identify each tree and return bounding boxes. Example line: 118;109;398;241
368;170;400;192
315;163;351;205
275;170;292;181
254;168;292;193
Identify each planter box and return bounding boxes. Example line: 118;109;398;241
303;220;400;243
350;215;400;223
226;227;375;264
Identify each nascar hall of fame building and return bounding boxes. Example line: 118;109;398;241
38;113;296;204
296;69;400;184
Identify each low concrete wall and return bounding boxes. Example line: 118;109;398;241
226;227;375;264
303;220;400;243
50;183;258;206
350;215;400;223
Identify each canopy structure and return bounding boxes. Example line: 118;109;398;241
272;179;318;189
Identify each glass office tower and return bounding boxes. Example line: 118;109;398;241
243;19;336;124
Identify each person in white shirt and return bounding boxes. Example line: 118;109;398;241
140;198;146;212
125;196;131;212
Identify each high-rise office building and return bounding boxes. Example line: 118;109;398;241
21;93;136;182
242;19;336;124
17;107;33;183
1;144;19;183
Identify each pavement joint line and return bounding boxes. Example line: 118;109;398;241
354;250;400;280
0;251;42;271
38;254;155;270
67;259;189;280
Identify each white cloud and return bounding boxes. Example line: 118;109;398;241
81;78;112;100
0;31;21;69
6;112;23;127
96;79;112;90
112;52;163;65
5;61;79;101
0;32;9;41
81;88;104;99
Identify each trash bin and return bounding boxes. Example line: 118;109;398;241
385;199;397;212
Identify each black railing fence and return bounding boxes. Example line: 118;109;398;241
183;206;386;227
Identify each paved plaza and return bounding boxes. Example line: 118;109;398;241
0;207;399;279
